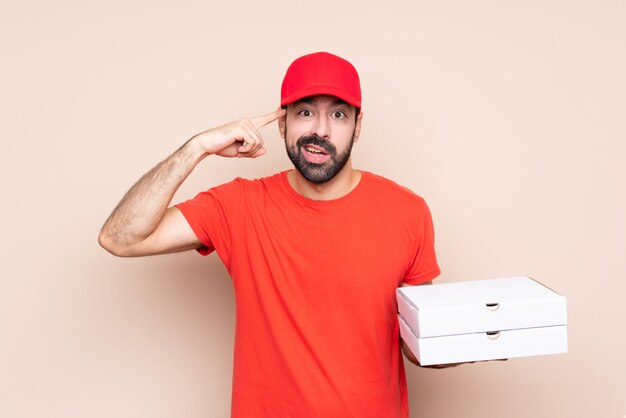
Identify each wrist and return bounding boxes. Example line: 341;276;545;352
185;134;213;161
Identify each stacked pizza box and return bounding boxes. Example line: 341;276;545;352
396;276;568;366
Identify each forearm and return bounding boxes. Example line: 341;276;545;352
98;109;284;256
99;137;205;252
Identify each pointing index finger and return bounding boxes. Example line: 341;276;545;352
250;108;286;129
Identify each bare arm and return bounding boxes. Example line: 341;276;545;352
98;109;286;257
98;139;205;257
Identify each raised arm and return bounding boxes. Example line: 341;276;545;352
98;108;286;257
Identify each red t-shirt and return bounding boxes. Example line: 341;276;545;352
176;170;440;417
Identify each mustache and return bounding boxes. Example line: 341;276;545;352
296;135;337;156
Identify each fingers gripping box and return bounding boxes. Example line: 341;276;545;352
396;276;568;366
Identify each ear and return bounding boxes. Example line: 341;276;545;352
353;110;363;142
278;106;286;139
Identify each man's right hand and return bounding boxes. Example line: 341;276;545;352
193;108;286;158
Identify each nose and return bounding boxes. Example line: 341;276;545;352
311;114;330;139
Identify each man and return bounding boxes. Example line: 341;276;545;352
99;52;442;417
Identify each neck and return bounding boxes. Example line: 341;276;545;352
287;163;361;201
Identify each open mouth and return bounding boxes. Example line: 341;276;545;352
301;144;330;163
304;145;327;155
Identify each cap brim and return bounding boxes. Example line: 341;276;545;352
281;85;361;109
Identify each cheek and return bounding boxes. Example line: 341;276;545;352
283;127;299;147
285;121;308;141
287;118;308;130
335;123;356;142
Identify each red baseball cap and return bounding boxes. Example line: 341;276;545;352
280;52;362;109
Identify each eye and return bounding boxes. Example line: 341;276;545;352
297;109;313;117
331;110;347;119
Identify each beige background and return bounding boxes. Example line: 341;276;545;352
1;1;624;417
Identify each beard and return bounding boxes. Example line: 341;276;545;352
285;131;355;184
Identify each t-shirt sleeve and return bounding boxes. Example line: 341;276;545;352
403;198;441;285
174;179;243;267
